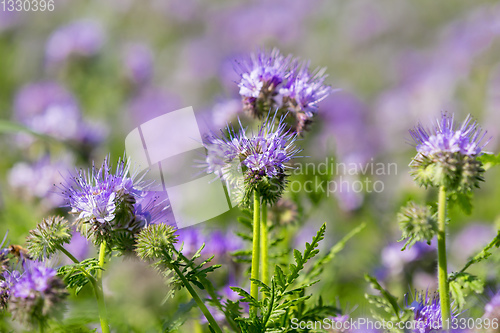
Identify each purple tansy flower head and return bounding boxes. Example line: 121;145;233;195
9;262;67;328
234;49;334;134
45;20;105;65
61;156;159;250
410;113;488;157
236;48;291;101
204;113;301;205
0;270;21;310
406;290;457;333
409;113;490;192
279;61;334;133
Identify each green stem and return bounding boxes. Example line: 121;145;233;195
437;186;451;329
250;191;261;314
177;250;240;332
260;203;269;287
96;241;110;333
58;244;109;333
171;264;223;333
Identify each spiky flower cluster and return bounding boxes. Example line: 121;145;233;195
398;202;437;251
3;262;67;329
235;49;334;134
61;157;165;251
409;113;488;192
407;291;456;333
135;224;178;261
204;115;301;206
27;216;72;261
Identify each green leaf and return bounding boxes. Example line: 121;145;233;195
448;192;473;215
478;153;500;170
449;272;484;310
364;274;401;321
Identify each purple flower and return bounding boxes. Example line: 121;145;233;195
410;113;488;157
236;49;291;99
9;262;67;327
8;155;72;210
279;61;333;118
122;42;154;86
12;265;56;299
204;114;301;204
61;156;164;247
62;157;141;223
235;49;334;133
407;291;457;333
176;227;202;257
12;81;106;147
45;20;105;64
0;270;21;309
13;81;80;141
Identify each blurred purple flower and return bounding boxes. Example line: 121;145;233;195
127;87;182;126
45;20;105;64
0;9;20;32
451;223;495;263
122;43;154;86
12;264;56;299
210;0;313;49
483;291;500;322
13;81;80;141
176;227;202;258
279;62;333;118
12;81;106;147
0;270;21;309
332;175;364;212
9;261;67;325
316;92;376;164
8;155;72;210
63;231;89;263
177;227;241;258
211;99;243;129
204;230;243;257
381;241;435;276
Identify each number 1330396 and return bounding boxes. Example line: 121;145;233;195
2;0;54;12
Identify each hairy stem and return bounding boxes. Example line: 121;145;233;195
250;191;261;314
261;203;269;287
171;264;223;333
96;241;110;333
437;186;451;328
58;244;109;333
